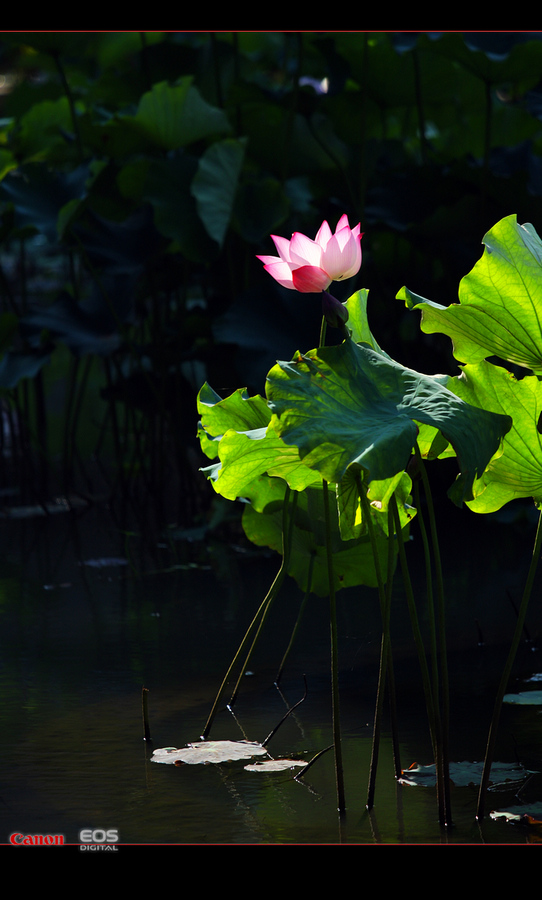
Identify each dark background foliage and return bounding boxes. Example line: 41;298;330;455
0;31;541;525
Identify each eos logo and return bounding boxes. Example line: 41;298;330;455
79;829;119;851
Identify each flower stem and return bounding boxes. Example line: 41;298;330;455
322;479;346;814
319;315;327;348
476;505;542;820
275;552;314;685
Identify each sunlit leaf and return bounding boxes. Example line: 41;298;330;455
446;361;542;511
399;214;542;373
345;288;392;358
198;382;272;437
197;383;322;509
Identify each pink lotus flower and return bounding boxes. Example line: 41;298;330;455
257;214;362;293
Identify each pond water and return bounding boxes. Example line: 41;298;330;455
1;496;541;847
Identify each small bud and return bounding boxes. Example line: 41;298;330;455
322;291;349;329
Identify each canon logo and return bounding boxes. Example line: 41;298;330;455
10;833;64;846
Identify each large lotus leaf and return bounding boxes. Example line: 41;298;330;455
129;154;217;262
0;348;51;389
242;483;396;595
125;79;231;151
445;361;542;512
266;338;511;506
16;97;76;163
0;162;91;243
19;290;123;357
191;138;246;248
197;380;412;534
345;289;456;463
398;215;542;373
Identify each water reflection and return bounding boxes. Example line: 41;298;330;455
0;502;540;844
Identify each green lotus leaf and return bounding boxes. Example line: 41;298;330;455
265;337;511;506
445;361;542;512
197;382;321;512
398;214;542;373
344;288;392;358
197;382;271;436
191;137;246;248
346;289;456;464
127;78;231;151
202;425;322;508
337;467;415;541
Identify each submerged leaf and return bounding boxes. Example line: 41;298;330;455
244;758;307;772
151;740;268;765
491;807;542;831
399;760;536;788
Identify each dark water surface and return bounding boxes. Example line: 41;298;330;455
1;500;541;846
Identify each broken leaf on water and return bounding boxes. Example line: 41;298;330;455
244;758;307;772
80;557;129;568
503;690;542;705
490;806;542;833
399;760;536;788
151;740;268;765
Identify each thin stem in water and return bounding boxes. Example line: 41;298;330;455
477;505;542;820
360;480;395;810
413;442;452;827
201;488;294;739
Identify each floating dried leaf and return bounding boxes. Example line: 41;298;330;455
399;760;536;788
244;758;307;772
151;740;268;765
